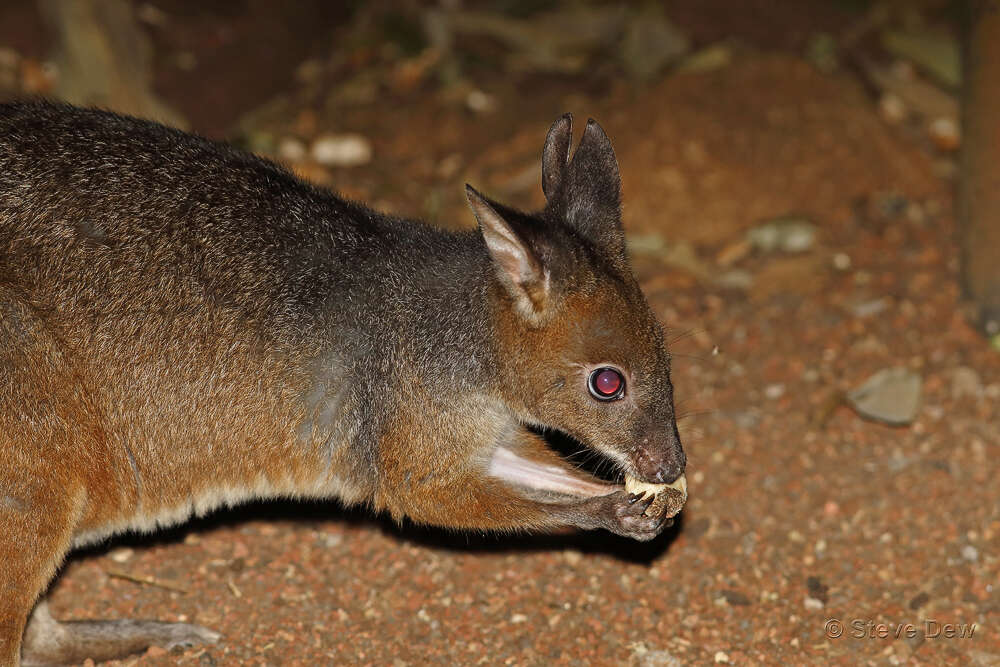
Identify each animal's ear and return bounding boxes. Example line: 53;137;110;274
466;185;550;323
553;118;626;260
542;113;573;202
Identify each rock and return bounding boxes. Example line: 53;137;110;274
717;590;751;606
620;5;689;81
747;218;816;253
879;92;907;124
311;133;373;167
806;576;829;603
277;137;307;163
961;545;979;562
803;596;824;610
715;269;753;291
677;43;732;73
714;651;730;664
108;547;134;563
0;48;20;90
928;117;960;151
764;383;785;399
951;366;983;400
881;28;960;88
631;644;682;667
849;297;889;319
805;33;838;73
847;367;922;426
465;89;497;114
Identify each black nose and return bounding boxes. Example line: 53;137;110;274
634;427;686;484
651;449;686;484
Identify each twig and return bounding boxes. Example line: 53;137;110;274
105;568;189;594
226;577;243;598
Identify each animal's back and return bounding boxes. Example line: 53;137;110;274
0;103;380;543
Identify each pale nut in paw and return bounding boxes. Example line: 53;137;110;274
624;473;688;518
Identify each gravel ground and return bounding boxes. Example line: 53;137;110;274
4;3;997;666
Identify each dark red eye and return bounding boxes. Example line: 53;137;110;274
588;367;625;401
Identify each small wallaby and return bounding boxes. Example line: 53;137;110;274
0;102;687;665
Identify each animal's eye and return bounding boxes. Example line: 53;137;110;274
588;367;625;401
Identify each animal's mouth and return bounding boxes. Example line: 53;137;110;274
487;426;687;505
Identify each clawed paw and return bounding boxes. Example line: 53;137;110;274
599;490;675;541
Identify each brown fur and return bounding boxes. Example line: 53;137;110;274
0;104;685;665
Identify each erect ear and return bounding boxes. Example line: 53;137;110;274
542;113;573;202
553;118;626;260
466;185;550;323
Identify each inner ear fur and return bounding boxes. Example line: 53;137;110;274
466;185;551;325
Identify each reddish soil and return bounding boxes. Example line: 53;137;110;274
2;2;998;666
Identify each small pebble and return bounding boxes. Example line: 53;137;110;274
277;137;307;163
928;117;960;151
803;596;824;610
961;545;979;562
850;297;889;318
510;613;528;623
747;218;816;253
847;367;922;425
764;383;785;399
715;269;753;290
714;651;730;664
951;366;983;400
879;93;907;124
108;547;134;563
466;90;497;114
311;133;373;167
677;44;731;73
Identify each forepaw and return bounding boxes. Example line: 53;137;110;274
595;491;675;541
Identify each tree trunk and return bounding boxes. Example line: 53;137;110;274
959;0;1000;335
39;0;186;129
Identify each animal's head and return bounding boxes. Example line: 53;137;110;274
467;113;685;493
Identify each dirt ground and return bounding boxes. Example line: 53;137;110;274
2;2;998;665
